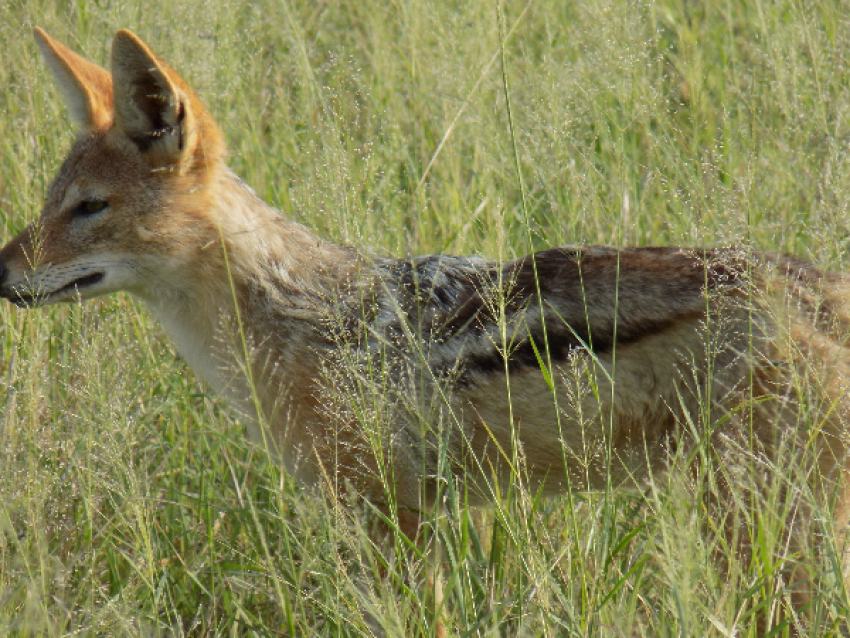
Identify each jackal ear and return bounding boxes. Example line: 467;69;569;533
34;28;114;130
111;30;208;168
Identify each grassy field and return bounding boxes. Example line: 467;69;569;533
2;0;850;635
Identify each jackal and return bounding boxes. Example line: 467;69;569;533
1;28;849;618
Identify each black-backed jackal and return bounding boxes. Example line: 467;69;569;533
2;28;849;628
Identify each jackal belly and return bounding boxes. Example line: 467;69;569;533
403;311;753;505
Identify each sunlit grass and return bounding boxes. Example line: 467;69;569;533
1;0;850;635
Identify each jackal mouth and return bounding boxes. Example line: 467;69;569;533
57;272;105;296
6;272;105;307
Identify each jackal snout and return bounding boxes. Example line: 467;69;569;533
0;229;34;306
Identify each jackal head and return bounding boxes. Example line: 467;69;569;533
0;29;225;307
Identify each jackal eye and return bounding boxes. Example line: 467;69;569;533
72;199;108;217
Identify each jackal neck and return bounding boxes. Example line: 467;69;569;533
215;169;359;314
140;167;358;400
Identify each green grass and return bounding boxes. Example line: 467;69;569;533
2;0;850;635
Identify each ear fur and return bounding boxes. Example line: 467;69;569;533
34;28;114;130
34;28;224;174
110;30;224;171
110;30;194;167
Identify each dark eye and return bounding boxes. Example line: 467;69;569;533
73;199;108;217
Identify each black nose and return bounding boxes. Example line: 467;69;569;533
0;260;6;286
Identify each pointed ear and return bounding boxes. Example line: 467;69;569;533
111;29;223;170
34;28;113;130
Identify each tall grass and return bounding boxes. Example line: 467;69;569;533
1;0;850;635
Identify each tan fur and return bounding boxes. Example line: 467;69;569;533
2;29;849;628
